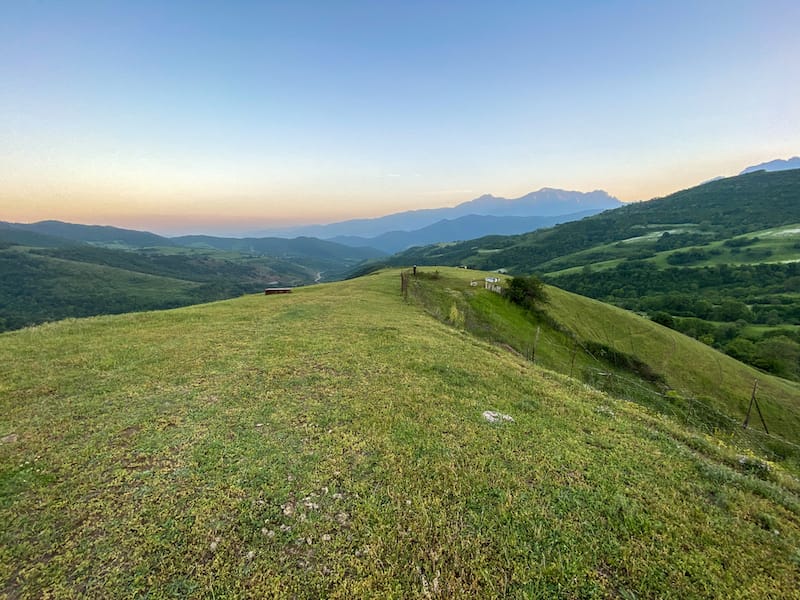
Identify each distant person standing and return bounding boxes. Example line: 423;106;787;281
413;265;417;276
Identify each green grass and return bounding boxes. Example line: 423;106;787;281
2;269;800;598
545;286;800;442
406;269;800;450
544;223;800;277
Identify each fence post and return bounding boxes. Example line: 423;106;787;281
531;326;540;364
570;340;578;378
752;381;769;434
743;380;756;429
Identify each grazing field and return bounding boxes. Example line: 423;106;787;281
2;269;800;598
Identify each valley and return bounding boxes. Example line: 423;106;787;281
0;224;384;332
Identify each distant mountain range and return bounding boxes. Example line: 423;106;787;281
1;188;621;255
391;169;800;273
247;188;622;252
6;158;797;256
327;210;602;253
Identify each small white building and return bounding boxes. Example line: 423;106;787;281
485;277;503;293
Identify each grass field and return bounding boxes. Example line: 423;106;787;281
543;223;800;277
2;269;800;598
405;269;800;454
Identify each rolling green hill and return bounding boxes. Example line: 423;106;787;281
0;247;205;331
172;234;383;263
2;268;800;598
0;244;294;332
388;170;800;380
1;220;173;247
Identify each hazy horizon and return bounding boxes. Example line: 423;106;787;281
2;1;799;236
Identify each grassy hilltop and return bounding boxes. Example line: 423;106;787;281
2;269;800;598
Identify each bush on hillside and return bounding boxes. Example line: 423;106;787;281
651;311;675;329
505;275;548;309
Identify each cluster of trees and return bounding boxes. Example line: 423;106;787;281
666;247;722;265
661;315;800;379
505;275;548;310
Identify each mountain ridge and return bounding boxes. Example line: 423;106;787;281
740;156;800;175
391;169;800;272
326;210;603;253
249;188;622;239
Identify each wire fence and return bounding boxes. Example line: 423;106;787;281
524;321;800;456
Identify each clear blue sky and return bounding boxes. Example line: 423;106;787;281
1;0;798;235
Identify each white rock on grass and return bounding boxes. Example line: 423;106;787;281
482;410;514;423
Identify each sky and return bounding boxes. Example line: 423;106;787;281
1;0;799;236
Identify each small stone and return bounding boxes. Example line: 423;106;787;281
210;541;218;552
255;423;264;428
246;550;255;561
482;410;514;423
282;502;295;517
321;534;331;542
1;433;18;444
